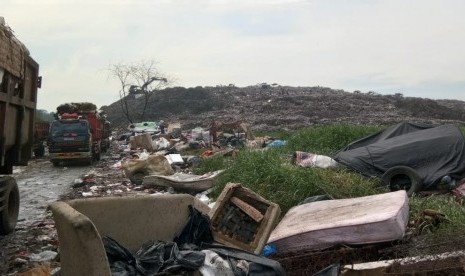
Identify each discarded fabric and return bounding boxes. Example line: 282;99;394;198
293;151;338;168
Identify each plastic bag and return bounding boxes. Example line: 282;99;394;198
174;205;213;247
103;236;206;275
201;243;286;276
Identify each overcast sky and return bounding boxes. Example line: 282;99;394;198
3;0;465;112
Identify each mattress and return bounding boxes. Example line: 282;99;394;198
268;190;409;253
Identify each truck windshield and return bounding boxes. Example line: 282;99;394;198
50;121;89;137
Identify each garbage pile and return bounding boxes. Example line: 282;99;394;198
20;120;465;275
63;120;271;206
103;121;284;195
102;206;285;275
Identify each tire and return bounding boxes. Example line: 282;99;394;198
382;166;422;196
0;177;20;235
128;170;147;185
33;144;45;157
85;158;93;166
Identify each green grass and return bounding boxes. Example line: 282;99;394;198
195;124;465;233
409;195;465;231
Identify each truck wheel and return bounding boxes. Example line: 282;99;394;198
382;166;422;196
0;177;20;235
129;170;147;185
34;144;45;157
86;158;93;166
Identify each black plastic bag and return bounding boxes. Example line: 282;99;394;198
161;242;205;274
174;205;213;247
103;236;205;275
102;205;212;275
134;240;165;275
103;236;136;268
103;236;164;275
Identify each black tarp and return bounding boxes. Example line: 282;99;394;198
333;122;465;189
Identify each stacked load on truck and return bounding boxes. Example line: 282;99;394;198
0;17;40;234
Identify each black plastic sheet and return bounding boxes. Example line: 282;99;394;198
174;205;213;247
334;122;465;189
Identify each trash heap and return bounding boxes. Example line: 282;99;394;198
17;121;465;275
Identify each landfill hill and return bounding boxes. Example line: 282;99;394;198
101;85;465;131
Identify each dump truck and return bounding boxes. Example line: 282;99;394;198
33;120;50;157
0;18;41;234
48;109;105;165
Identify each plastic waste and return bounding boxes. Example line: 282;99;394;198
440;175;457;189
261;243;277;257
191;127;203;141
139;149;149;160
174;205;214;247
195;194;211;205
154;137;170;150
267;140;287;148
201;243;286;276
103;236;206;275
28;250;58;262
299;194;331;205
293;151;338;168
82;191;93;197
199;250;235;276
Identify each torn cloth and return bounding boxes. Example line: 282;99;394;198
293;151;338;169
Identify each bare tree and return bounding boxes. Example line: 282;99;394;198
109;60;171;123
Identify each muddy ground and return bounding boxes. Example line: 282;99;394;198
0;143;170;275
0;151;127;275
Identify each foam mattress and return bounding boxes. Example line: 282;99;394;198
268;190;409;253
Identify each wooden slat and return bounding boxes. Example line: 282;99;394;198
230;196;264;222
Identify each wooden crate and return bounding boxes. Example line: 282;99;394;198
209;183;281;254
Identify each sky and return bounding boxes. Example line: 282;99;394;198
3;0;465;112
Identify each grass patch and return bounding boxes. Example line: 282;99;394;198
195;123;465;233
409;194;465;231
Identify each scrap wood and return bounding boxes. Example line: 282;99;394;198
230;196;264;222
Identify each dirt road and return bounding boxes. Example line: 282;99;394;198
13;158;91;228
1;157;94;275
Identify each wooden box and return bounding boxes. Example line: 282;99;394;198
209;183;281;254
